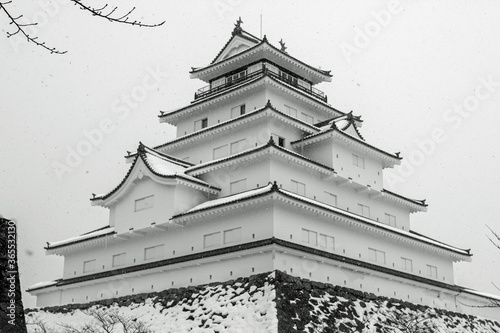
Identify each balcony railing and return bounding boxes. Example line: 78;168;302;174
194;62;327;102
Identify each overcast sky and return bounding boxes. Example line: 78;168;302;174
2;0;500;308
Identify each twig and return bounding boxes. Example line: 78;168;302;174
0;1;67;54
70;0;165;27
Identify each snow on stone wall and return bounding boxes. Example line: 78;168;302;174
25;271;500;333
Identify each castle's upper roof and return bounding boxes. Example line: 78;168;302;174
189;19;332;84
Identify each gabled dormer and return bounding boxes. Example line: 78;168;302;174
211;18;261;64
90;143;219;234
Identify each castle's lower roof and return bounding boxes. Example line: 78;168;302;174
172;183;468;257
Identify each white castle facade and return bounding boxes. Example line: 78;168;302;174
28;21;499;320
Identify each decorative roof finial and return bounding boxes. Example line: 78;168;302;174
138;142;146;153
232;17;243;36
279;39;287;53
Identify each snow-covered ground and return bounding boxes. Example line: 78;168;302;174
26;271;500;333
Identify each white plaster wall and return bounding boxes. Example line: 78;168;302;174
268;158;410;230
176;87;266;137
165;116;306;165
299;140;384;191
197;158;271;197
266;88;331;124
111;179;174;234
35;250;499;321
62;204;274;281
38;252;273;307
34;289;61;308
272;204;455;284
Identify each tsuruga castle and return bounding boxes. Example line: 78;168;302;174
28;20;499;320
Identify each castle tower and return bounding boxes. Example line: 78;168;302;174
28;20;497;318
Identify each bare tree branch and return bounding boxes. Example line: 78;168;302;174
486;225;500;250
70;0;165;27
0;1;67;54
0;0;165;54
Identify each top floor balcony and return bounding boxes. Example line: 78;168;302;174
194;61;328;103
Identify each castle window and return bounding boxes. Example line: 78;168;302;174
284;104;297;117
271;133;285;147
368;248;386;265
231;104;246;118
230;178;247;194
401;257;413;272
227;70;247;85
83;259;96;273
358;203;370;217
291;179;306;196
204;232;221;248
385;213;397;227
144;244;164;260
224;227;241;244
112;253;126;267
247;63;261;75
301;112;314;124
230;139;247;154
319;233;335;251
323;191;338;207
281;71;298;86
426;264;438;278
135;195;154;212
194;118;208;131
302;228;317;246
210;77;225;89
352;154;365;169
213;144;229;159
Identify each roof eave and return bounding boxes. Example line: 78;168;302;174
190;41;332;84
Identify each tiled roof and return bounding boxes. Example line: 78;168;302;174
190;35;331;79
185;137;335;175
45;226;115;250
382;189;427;207
291;126;401;161
172;183;470;257
159;73;344;123
28;238;470;294
91;143;219;202
315;111;365;141
155;101;319;152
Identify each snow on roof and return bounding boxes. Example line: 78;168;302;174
174;183;469;257
191;33;331;82
26;280;59;291
184;183;274;214
92;144;218;202
155;101;319;152
292;125;400;162
142;148;209;185
46;226;116;249
278;188;469;256
462;288;500;302
185;137;334;176
160;74;345;123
